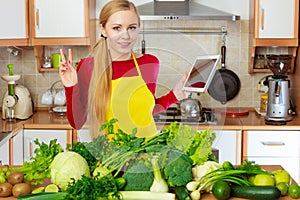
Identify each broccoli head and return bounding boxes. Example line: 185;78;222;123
163;149;193;187
122;158;154;191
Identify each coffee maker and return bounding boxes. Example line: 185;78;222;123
265;55;293;124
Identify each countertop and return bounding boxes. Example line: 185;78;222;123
0;111;73;147
1;109;300;147
0;165;296;200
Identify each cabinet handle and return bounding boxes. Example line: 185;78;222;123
35;9;39;30
261;8;265;30
29;140;33;158
261;141;285;146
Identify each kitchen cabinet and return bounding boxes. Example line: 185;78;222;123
23;129;72;163
249;0;299;73
10;130;24;166
0;0;29;46
31;0;96;72
0;130;23;166
74;128;92;143
199;129;242;165
0;0;96;72
243;130;300;184
0;140;9;165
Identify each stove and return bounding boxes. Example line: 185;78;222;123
153;107;217;124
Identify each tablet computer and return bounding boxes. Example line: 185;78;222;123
182;54;221;93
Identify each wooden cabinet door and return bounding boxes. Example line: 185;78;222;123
33;0;86;38
0;140;9;165
256;0;296;38
0;0;29;46
0;0;27;39
23;129;71;162
12;130;24;166
198;129;242;165
212;130;242;165
243;130;300;184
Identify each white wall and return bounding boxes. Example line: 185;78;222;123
195;0;249;20
97;0;249;20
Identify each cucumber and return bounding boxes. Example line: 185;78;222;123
231;185;281;200
174;186;191;200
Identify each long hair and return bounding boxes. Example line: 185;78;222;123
87;0;140;138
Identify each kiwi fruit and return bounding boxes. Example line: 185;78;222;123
7;171;24;185
0;182;13;197
12;183;32;198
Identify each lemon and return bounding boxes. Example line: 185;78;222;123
276;182;289;196
272;170;291;184
31;187;44;194
45;184;59;192
253;174;275;186
288;183;300;199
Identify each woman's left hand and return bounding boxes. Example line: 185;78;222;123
173;72;188;100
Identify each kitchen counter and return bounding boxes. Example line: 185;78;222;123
1;109;300;147
0;165;296;200
0;111;72;147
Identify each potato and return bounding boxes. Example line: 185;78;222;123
12;183;31;198
8;171;24;185
0;182;13;197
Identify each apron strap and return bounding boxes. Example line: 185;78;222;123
132;52;142;76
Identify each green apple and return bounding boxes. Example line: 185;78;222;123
272;169;291;184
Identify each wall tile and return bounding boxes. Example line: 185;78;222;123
0;19;273;111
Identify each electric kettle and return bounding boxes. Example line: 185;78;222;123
180;93;201;118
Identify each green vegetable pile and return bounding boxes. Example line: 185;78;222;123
9;139;63;185
12;119;218;200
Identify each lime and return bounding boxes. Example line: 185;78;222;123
253;174;275;186
212;181;231;200
45;184;59;192
31;186;44;194
222;161;235;170
276;182;289;196
272;170;291;184
288;183;300;199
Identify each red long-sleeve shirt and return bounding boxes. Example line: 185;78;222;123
65;54;178;129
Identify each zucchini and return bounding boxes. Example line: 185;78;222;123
231;185;281;200
17;192;68;200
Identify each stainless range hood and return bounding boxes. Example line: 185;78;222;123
137;0;240;21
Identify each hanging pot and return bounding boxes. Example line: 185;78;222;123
208;45;241;104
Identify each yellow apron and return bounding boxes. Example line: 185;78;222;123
106;53;158;138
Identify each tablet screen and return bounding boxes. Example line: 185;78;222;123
183;54;221;93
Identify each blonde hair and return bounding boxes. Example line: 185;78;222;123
87;0;140;138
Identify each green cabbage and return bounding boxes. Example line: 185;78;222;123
49;151;90;191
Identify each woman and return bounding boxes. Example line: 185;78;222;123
59;0;187;138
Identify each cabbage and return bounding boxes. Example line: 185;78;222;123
49;151;90;191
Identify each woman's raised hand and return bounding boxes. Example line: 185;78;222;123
59;48;78;87
173;72;189;100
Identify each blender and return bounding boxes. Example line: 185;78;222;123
265;55;293;124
